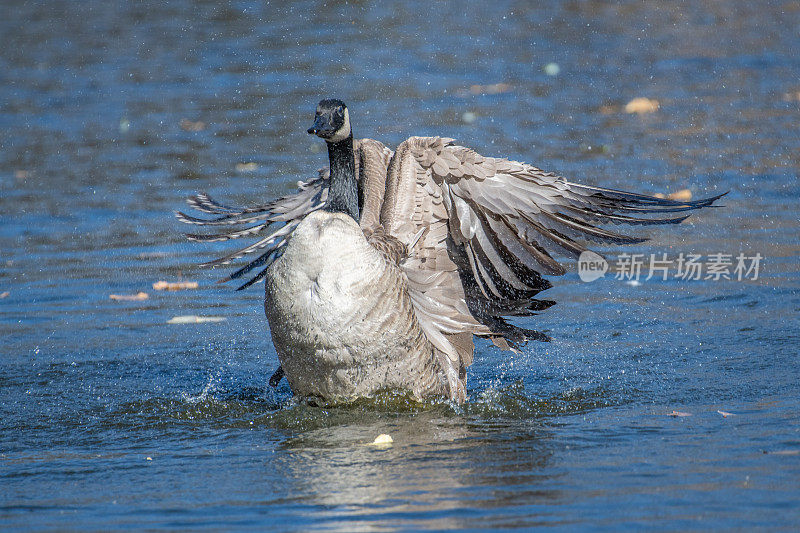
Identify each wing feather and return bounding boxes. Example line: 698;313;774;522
179;140;397;288
390;136;722;387
177;173;328;286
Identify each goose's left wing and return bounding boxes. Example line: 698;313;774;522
176;138;395;289
176;170;329;290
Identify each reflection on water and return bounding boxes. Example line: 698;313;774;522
278;415;481;530
108;389;564;531
2;0;800;530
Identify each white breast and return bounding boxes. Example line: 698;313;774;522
266;210;382;333
263;210;442;401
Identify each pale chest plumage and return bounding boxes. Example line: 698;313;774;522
264;210;444;402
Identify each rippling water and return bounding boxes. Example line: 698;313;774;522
2;1;799;530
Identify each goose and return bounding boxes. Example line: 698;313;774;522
177;98;723;404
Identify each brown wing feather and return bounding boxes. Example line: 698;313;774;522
384;136;722;400
380;140;491;402
356;138;394;232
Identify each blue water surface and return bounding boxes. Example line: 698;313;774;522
1;1;799;530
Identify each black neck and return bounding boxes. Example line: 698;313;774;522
324;134;359;221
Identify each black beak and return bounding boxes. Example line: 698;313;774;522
307;114;331;136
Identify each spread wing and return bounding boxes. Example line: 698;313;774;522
383;136;724;400
176;172;329;290
176;139;394;290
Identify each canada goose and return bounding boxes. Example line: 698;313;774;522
177;99;723;404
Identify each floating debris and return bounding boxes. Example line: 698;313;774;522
654;189;693;201
543;62;560;76
579;143;610;155
765;449;800;456
14;170;29;180
146;456;153;461
782;91;800;102
625;97;660;114
167;315;227;324
119;117;131;133
235;162;259;173
367;434;394;447
152;280;199;291
457;83;513;97
469;83;512;95
669;189;692;201
109;292;149;301
668;410;692;417
0;291;9;299
461;111;477;124
179;118;206;132
717;410;736;418
137;251;170;259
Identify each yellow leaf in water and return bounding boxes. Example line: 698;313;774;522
625;97;660;114
668;189;693;201
235;162;259;172
153;281;199;291
367;434;394;447
653;189;692;201
109;292;149;301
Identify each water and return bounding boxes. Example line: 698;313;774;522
2;1;799;530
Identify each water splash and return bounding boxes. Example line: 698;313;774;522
181;371;222;404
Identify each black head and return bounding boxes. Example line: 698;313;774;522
307;99;351;142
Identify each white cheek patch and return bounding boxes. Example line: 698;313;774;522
327;108;351;142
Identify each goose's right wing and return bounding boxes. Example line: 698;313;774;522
176;170;329;289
